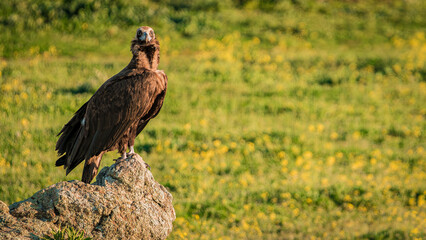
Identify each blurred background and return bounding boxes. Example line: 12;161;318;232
0;0;425;239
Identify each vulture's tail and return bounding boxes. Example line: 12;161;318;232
55;155;67;167
55;102;89;171
81;153;103;183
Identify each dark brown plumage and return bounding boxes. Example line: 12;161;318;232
56;26;167;183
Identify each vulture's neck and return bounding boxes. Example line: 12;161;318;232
128;41;160;71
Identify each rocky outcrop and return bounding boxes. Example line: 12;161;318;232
0;154;175;240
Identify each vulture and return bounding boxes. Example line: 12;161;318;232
56;26;167;183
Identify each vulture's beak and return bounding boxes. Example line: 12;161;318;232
139;32;152;43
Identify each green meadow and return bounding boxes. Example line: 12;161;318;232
1;0;425;239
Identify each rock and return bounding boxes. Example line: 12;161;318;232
0;154;175;240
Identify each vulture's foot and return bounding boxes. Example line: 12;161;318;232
127;146;136;158
114;152;127;161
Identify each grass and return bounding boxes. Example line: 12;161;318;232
43;227;91;240
1;0;425;239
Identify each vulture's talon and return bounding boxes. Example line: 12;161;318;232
145;162;151;170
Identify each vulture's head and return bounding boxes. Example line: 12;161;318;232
132;26;156;46
131;26;158;55
135;26;156;44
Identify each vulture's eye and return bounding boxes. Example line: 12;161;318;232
150;30;154;37
137;30;142;37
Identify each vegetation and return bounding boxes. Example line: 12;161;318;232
43;227;91;240
1;0;425;239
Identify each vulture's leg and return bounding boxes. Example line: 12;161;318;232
128;134;136;156
128;145;135;155
114;142;128;161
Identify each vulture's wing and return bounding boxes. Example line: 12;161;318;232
136;70;167;135
65;71;165;173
